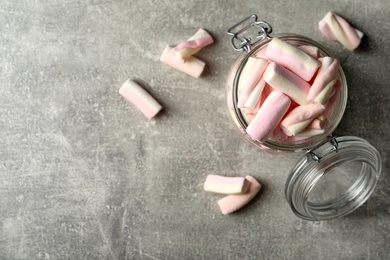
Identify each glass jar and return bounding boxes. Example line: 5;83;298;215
225;15;382;220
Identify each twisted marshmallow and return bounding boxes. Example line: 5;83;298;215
319;12;364;51
171;28;214;60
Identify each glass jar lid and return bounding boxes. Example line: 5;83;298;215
285;136;382;220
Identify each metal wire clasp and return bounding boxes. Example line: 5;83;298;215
227;14;272;52
306;137;339;163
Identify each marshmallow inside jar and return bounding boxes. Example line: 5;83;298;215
226;33;348;152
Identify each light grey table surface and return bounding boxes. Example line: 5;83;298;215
1;0;389;259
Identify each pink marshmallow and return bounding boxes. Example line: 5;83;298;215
244;79;265;109
254;46;268;59
323;80;342;118
269;125;289;142
171;28;214;60
263;62;310;105
217;176;261;215
237;57;268;108
281;103;326;136
204;175;249;195
160;45;205;78
307;116;327;130
246;91;291;142
319;12;363;51
119;80;162;119
266;38;320;81
298;45;319;58
308;57;340;102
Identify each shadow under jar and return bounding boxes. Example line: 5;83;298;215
225;14;382;220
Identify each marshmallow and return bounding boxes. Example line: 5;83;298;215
307;115;327;130
298;45;319;58
172;28;214;60
284;124;326;141
323;80;342;118
238;57;268;108
241;93;265;124
217;176;261;215
160;45;205;78
246;91;291;142
254;47;268;59
244;78;265;109
266;38;320;81
308;57;340;103
269;125;289;142
263;62;310;105
119;80;162;119
319;12;363;51
204;175;249;194
281;103;326;136
295;129;325;137
313;80;336;106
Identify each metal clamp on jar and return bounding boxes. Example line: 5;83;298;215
225;14;382;220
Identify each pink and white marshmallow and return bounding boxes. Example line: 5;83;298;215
160;45;206;78
237;57;268;108
246;91;291;142
119;80;162;119
319;12;364;51
266;38;320;81
298;45;319;58
217;176;261;215
171;28;214;60
281;103;326;136
307;115;327;130
204;175;249;195
244;79;266;109
323;80;342;118
308;57;340;104
263;62;310;105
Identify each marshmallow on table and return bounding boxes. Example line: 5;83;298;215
266;38;320;81
237;57;268;108
217;176;261;215
119;80;162;119
246;91;291;142
319;12;364;51
204;175;249;195
171;28;214;60
263;62;310;105
281;103;326;136
160;45;205;78
308;57;340;103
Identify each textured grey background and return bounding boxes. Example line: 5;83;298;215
0;0;389;259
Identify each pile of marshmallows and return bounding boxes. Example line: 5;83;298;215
119;12;363;215
235;12;363;144
239;38;340;143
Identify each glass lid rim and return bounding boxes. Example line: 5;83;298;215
285;135;382;220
